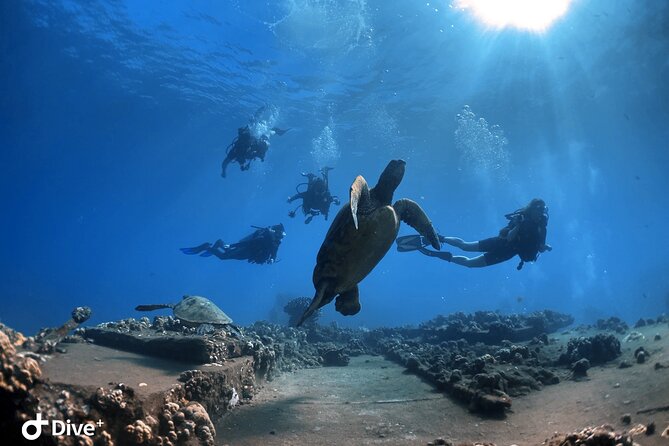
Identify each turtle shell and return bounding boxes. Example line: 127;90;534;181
313;202;400;295
172;295;233;326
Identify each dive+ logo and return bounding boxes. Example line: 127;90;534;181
21;413;103;440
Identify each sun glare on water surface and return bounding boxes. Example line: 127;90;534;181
455;0;573;32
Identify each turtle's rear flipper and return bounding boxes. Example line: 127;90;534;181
335;286;360;316
393;198;440;250
135;304;172;311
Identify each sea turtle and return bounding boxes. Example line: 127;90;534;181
135;295;233;328
296;159;440;326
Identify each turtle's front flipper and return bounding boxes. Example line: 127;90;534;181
335;285;361;316
135;304;173;312
296;281;335;327
350;175;370;230
393;198;440;250
227;324;244;338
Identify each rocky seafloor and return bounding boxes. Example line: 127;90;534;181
2;307;669;445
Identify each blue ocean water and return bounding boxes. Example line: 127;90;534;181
1;0;668;335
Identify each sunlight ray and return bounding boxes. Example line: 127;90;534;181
455;0;573;32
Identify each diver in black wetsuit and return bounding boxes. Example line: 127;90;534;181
180;224;286;264
220;111;289;177
287;167;341;224
396;198;552;270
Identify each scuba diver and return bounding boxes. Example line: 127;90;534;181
180;224;286;264
220;107;289;178
396;198;552;270
287;167;341;223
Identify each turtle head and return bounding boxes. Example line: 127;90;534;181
373;159;406;205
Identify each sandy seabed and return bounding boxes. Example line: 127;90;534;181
218;324;669;446
3;317;668;445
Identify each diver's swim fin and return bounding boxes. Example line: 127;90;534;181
180;243;211;255
419;248;453;262
198;239;228;257
272;127;290;136
395;235;427;252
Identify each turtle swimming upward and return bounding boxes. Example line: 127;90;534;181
296;159;440;326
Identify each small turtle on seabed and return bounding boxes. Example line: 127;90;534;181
296;159;440;326
135;295;240;336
